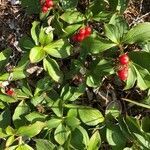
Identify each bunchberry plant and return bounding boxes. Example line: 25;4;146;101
0;0;150;149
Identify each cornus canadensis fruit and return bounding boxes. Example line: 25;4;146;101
117;68;128;81
84;26;92;37
119;54;129;65
76;34;85;42
45;0;53;8
79;28;86;35
72;26;92;42
41;0;53;13
42;5;48;13
5;88;15;96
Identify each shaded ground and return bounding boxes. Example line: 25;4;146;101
0;1;34;51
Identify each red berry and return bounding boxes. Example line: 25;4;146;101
117;69;128;81
76;34;85;42
119;54;129;65
85;26;92;37
42;5;48;13
6;88;15;96
72;34;78;42
79;28;86;35
45;0;53;8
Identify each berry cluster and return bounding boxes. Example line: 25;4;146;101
40;0;53;13
117;54;129;81
72;26;92;42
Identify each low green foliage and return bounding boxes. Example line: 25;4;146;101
0;0;150;149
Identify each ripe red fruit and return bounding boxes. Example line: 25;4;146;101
42;5;48;13
79;28;86;35
6;88;15;96
117;69;128;81
85;26;92;37
72;34;78;42
45;0;53;8
76;34;84;42
119;54;129;65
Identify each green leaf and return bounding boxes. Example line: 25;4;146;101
0;108;11;128
12;69;27;80
43;57;63;83
118;116;133;141
142;42;150;53
47;99;63;117
31;21;40;45
34;77;52;96
86;59;114;87
46;118;62;129
78;107;104;126
0;94;17;103
0;128;8;138
87;130;101;150
63;24;81;37
6;145;18;150
35;139;55;150
54;123;69;145
106;124;126;149
65;116;80;130
43;39;71;58
116;0;129;14
125;116;150;149
133;63;150;90
109;13;129;38
16;144;34;150
6;135;15;147
39;27;53;46
105;101;121;118
82;37;117;54
61;84;85;101
86;75;100;88
25;112;46;123
21;80;33;97
13;101;30;128
133;133;150;149
0;48;11;71
29;46;45;63
124;63;137;90
19;36;35;50
6;126;15;135
93;11;112;22
125;116;141;133
60;11;85;24
123;22;150;44
14;89;29;99
0;101;5;109
104;24;120;44
70;126;89;149
129;51;150;72
141;116;150;133
31;93;46;106
90;0;106;15
60;0;78;10
17;121;45;138
93;59;115;75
